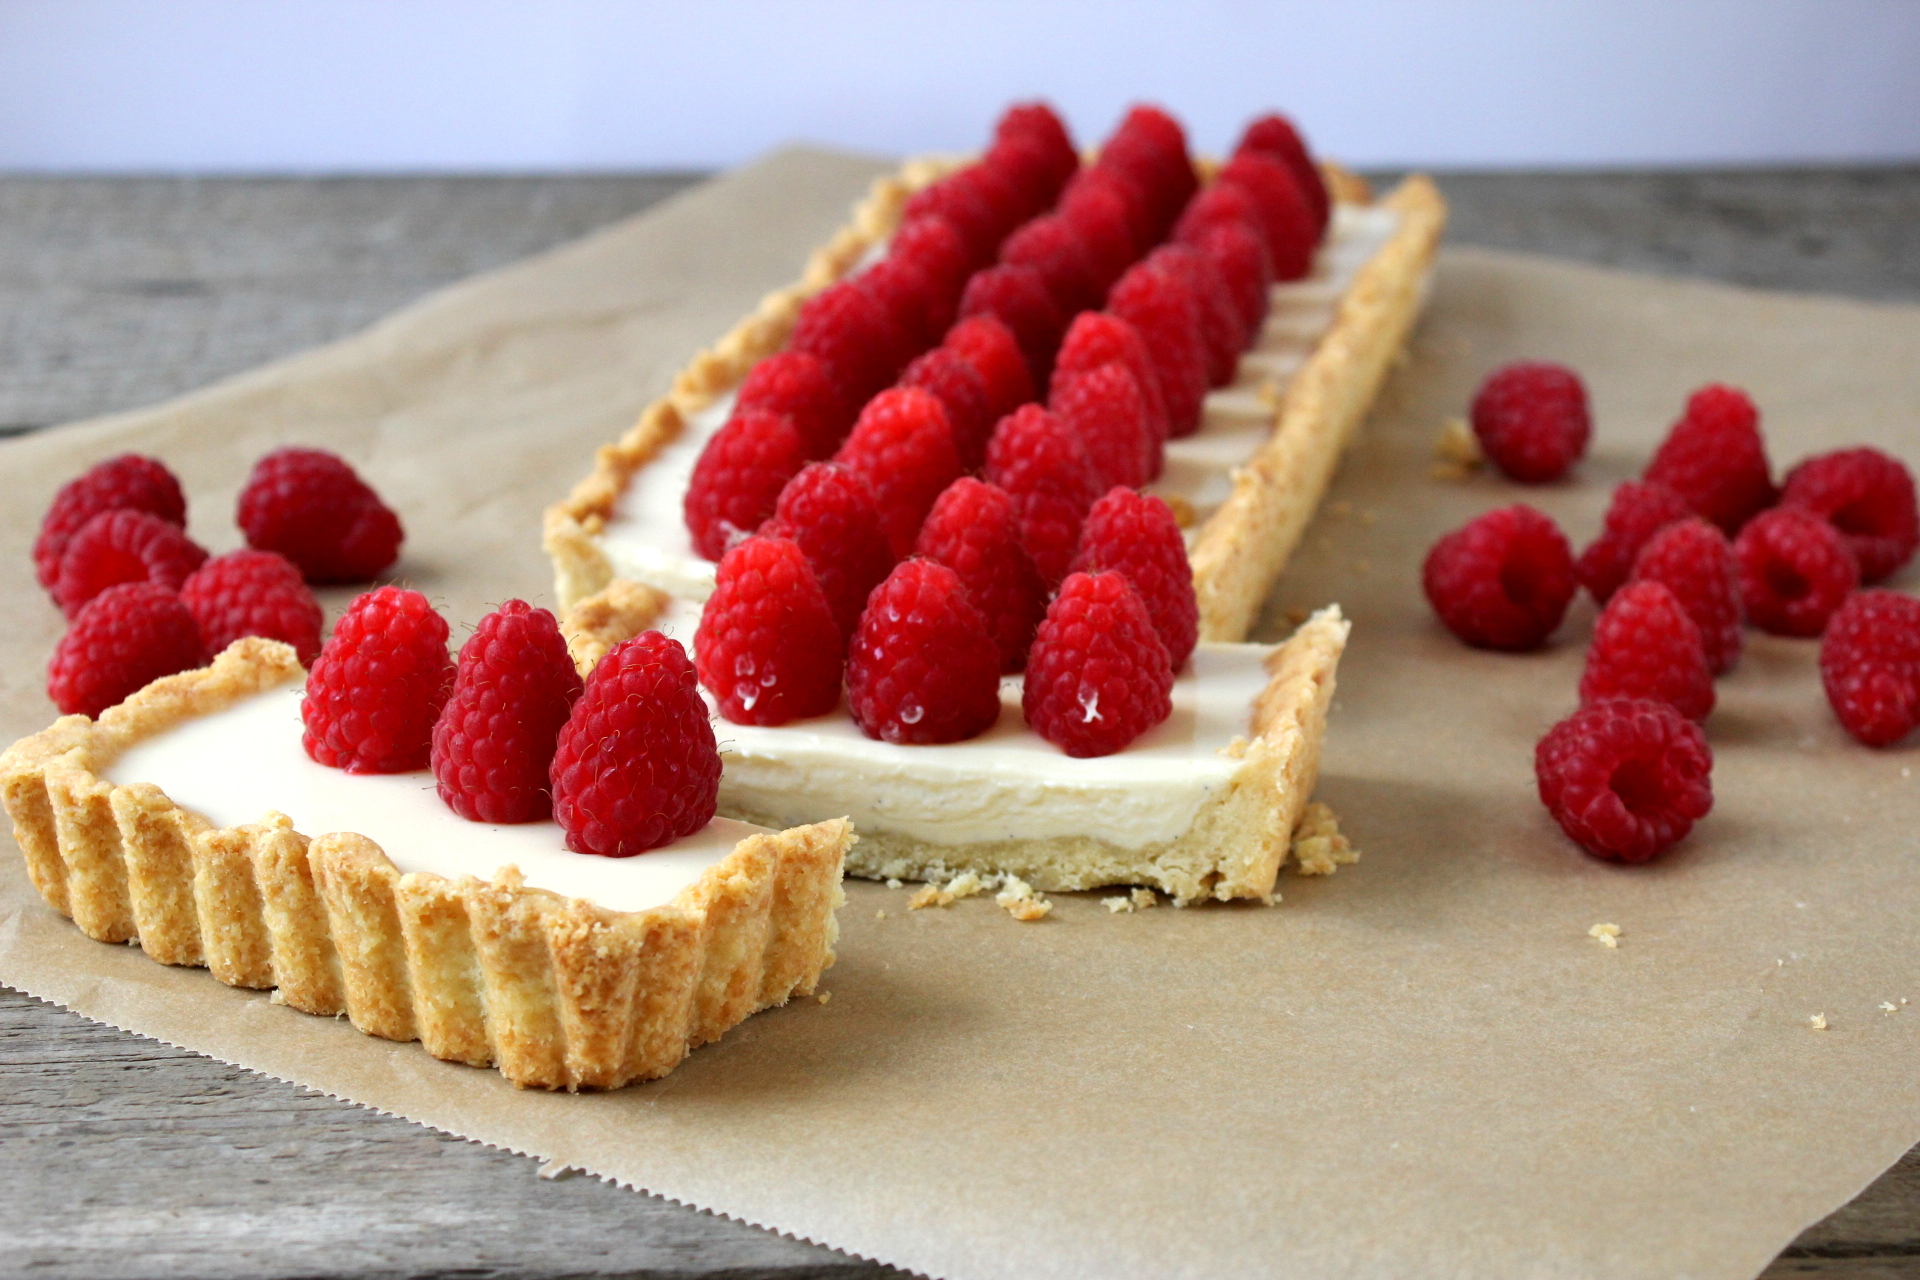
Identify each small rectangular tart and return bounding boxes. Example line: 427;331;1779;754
0;638;850;1091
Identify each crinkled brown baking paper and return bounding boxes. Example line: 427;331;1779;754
3;148;1918;1280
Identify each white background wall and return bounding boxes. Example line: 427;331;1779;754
2;0;1917;172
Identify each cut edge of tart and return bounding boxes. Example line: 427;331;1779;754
0;637;850;1091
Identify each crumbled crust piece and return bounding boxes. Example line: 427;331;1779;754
1130;887;1158;910
1810;1013;1829;1031
1589;922;1622;948
1880;1001;1898;1015
1291;802;1359;876
1431;416;1483;481
1102;896;1134;913
995;876;1053;921
817;991;832;1006
908;872;987;909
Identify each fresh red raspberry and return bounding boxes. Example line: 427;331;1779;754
833;387;962;559
999;215;1103;317
1819;589;1920;747
52;508;209;620
984;404;1103;587
1469;362;1592;483
1236;115;1331;236
696;535;844;725
1069;488;1198;670
860;252;948;354
736;351;852;461
34;454;185;594
1056;179;1136;288
1733;505;1859;637
1779;447;1919;584
789;280;904;405
1024;570;1175;757
984;136;1062;222
994;101;1079;194
1535;697;1713;863
943;314;1036;423
1097;106;1196;237
46;582;207;719
1108;260;1210;438
846;559;1002;744
1577;480;1694;604
179;550;325;667
887;215;972;315
1643;384;1776;534
430;600;582;824
959;263;1066;387
1147;244;1245;385
1579;581;1716;722
766;462;895;638
1628;518;1743;676
1422;505;1577;651
1216;155;1317;282
900;347;994;472
1049;362;1155;491
915;479;1047;673
683;408;807;562
301;586;454;774
1055;311;1169;451
1062;165;1155;260
902;175;1000;269
236;447;404;584
1185;220;1272;341
550;631;719;857
950;162;1028;250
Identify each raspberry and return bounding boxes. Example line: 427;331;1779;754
860;252;948;354
430;600;582;824
1056;178;1137;287
1780;447;1919;583
1578;581;1716;722
34;454;185;594
1069;488;1198;670
789;280;903;405
984;404;1103;587
902;175;1000;268
915;479;1047;673
1147;244;1245;385
1628;519;1743;676
550;631;719;857
887;215;972;315
1216;153;1318;283
1049;362;1155;491
959;263;1065;387
1643;384;1776;534
833;387;963;559
1733;506;1860;637
1422;504;1577;651
846;559;1002;744
179;550;325;667
1023;571;1174;757
1237;115;1331;236
736;352;851;461
52;508;209;620
985;136;1064;222
236;447;404;584
682;409;807;561
1098;106;1196;237
46;583;207;719
1469;362;1592;483
900;346;994;472
1054;311;1170;451
951;162;1028;250
1108;260;1209;438
696;535;844;725
1819;590;1920;747
994;102;1079;194
1535;698;1713;863
1184;220;1272;341
943;314;1036;423
766;462;894;638
1577;480;1694;604
301;586;454;774
1062;166;1154;259
999;216;1103;317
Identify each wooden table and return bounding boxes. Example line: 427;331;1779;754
3;168;1917;1279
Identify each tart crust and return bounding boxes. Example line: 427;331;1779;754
0;638;850;1090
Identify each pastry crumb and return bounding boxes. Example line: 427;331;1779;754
995;875;1053;921
910;871;988;909
816;990;832;1006
885;878;903;889
1880;1001;1898;1015
1131;887;1158;910
1432;416;1483;480
1102;895;1133;913
875;908;887;920
908;884;945;910
268;988;286;1005
1589;922;1622;948
1291;802;1360;875
1810;1013;1828;1031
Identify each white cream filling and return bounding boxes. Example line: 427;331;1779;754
599;202;1402;600
105;680;762;915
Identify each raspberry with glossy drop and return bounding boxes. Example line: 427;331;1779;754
1643;384;1776;534
1628;518;1743;676
915;478;1047;673
1049;362;1155;492
1422;504;1577;650
1024;570;1175;758
959;263;1066;387
832;387;962;560
985;404;1103;587
1108;260;1209;438
237;447;403;584
1819;590;1920;747
683;408;807;562
1069;487;1199;670
1216;154;1317;282
1733;505;1860;637
900;346;994;472
1536;697;1713;863
943;314;1036;423
34;454;185;594
1469;362;1592;483
179;549;325;666
550;631;719;857
735;351;853;460
887;215;972;315
1579;580;1716;722
1577;480;1694;604
999;215;1104;317
766;462;895;638
46;582;207;719
1147;243;1245;386
430;600;582;824
846;559;1002;745
1185;219;1272;341
697;535;844;725
1236;114;1331;235
1779;447;1919;584
52;508;209;619
789;280;904;404
1054;311;1169;452
301;586;454;774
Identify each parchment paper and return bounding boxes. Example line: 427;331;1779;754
3;147;1918;1280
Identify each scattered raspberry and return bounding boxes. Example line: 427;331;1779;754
1643;384;1776;534
1023;570;1175;757
696;535;844;725
943;314;1036;423
1147;244;1246;385
959;263;1066;387
1535;697;1713;863
46;582;207;719
1216;154;1317;282
34;454;185;594
1056;177;1137;288
900;346;994;472
1108;260;1209;437
860;252;948;354
683;409;807;561
833;387;963;559
1185;219;1272;341
1069;488;1199;670
430;600;582;824
179;550;325;667
301;586;454;774
1577;480;1694;604
901;174;1000;268
1062;165;1154;260
1469;362;1592;483
1579;581;1716;722
52;508;209;620
984;404;1103;587
1819;589;1920;747
1733;505;1860;637
1054;311;1169;451
1779;447;1919;583
1049;362;1155;491
994;102;1079;194
736;350;852;461
1237;114;1331;235
846;559;1002;744
914;479;1047;673
766;462;895;638
1422;505;1577;650
1097;106;1196;237
789;280;903;405
999;215;1103;317
236;447;404;584
1628;518;1743;676
887;215;972;316
550;631;719;857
